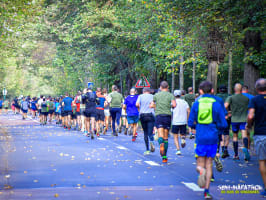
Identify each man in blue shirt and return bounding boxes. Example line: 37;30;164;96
62;93;73;130
123;88;139;142
188;81;227;199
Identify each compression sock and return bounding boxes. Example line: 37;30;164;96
243;137;248;149
222;146;225;152
233;141;238;156
158;137;164;145
164;139;168;156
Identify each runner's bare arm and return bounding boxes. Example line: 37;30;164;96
171;100;176;108
246;108;255;129
149;101;155;109
187;108;190;122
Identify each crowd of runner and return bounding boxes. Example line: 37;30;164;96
0;78;265;199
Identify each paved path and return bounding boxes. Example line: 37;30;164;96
0;112;263;200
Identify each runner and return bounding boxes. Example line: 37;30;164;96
184;87;196;139
82;87;98;139
74;92;82;130
150;81;176;163
246;78;266;197
3;98;9;114
242;85;254;149
0;98;2;114
37;95;43;121
62;93;73;130
71;97;78;130
225;83;250;161
55;98;60;124
41;97;48;125
188;81;227;199
59;96;64;126
14;97;20;114
48;97;55;123
103;88;110;135
80;91;86;133
121;105;128;135
136;87;155;155
123;88;139;142
216;85;230;158
96;88;106;137
171;90;190;155
21;97;29;120
108;85;123;136
31;97;38;118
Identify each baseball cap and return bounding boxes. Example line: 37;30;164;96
174;90;181;96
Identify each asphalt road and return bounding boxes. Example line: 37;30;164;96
0;112;263;200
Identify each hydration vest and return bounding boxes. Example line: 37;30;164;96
198;97;216;124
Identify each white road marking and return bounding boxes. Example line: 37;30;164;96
116;146;128;150
183;182;204;191
144;161;160;166
97;138;105;140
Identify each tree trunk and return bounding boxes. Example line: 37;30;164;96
179;55;184;90
120;71;123;95
228;48;233;94
244;62;259;95
207;61;218;94
243;30;262;95
192;51;196;94
171;65;175;93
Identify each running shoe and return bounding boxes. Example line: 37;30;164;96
211;174;215;182
181;138;186;148
144;151;150;155
132;136;136;142
112;132;118;136
242;147;250;161
260;189;266;197
221;149;229;158
103;128;107;135
176;150;181;155
189;133;195;139
160;143;165;157
233;155;240;161
96;132;100;137
124;128;128;135
197;167;206;188
204;192;213;199
135;132;138;137
214;156;223;172
83;131;88;136
162;156;168;163
118;126;122;133
150;141;155;152
91;134;94;140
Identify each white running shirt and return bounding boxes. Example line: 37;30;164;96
172;98;189;125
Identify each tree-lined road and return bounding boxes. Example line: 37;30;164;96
0;113;263;200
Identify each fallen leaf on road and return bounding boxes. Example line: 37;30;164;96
54;193;59;197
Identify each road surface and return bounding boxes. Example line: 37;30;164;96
0;112;263;200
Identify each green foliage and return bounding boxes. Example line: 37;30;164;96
0;0;265;98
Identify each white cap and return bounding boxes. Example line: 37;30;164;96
174;90;181;96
